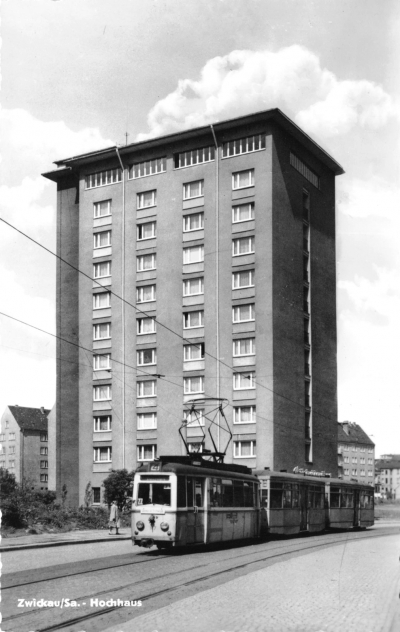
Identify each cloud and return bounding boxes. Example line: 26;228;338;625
0;177;54;241
137;45;397;141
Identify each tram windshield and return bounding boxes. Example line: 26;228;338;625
137;482;171;506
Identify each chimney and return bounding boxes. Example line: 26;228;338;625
40;407;45;414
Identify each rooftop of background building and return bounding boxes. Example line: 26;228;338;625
338;421;375;446
5;405;50;432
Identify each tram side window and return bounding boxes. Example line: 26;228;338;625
222;479;234;507
177;476;187;507
261;489;268;508
244;481;253;507
187;476;194;507
292;484;299;508
311;486;324;509
362;492;373;508
233;480;245;507
283;483;292;508
270;484;283;509
330;486;341;508
211;478;222;507
194;478;203;507
341;489;354;508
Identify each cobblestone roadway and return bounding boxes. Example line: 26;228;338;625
104;533;400;632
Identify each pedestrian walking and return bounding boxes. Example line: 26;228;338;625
109;500;120;535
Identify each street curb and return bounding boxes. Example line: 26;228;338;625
0;535;132;552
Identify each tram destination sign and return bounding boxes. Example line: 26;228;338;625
293;466;331;477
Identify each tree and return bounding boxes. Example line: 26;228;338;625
102;469;134;510
0;467;17;498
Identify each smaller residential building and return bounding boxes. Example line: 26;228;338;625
337;421;375;487
0;406;50;489
375;455;400;500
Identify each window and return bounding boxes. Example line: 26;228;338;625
93;385;111;401
175;146;215;168
232;237;254;256
232;270;254;289
129;157;166;179
93;261;111;278
8;460;15;467
233;372;256;390
5;421;9;429
183;213;204;232
93;353;111;370
232;304;255;323
368;459;373;465
8;433;16;440
40;433;48;442
232;202;255;223
368;448;373;453
137;285;156;303
137;254;156;271
188;443;203;453
137;190;156;209
184;409;205;426
0;447;5;454
360;470;366;476
183;311;204;329
184;343;204;361
93;323;111;340
233;338;255;357
94;416;112;432
233;406;256;424
222;134;265;158
232;169;254;190
137;317;156;335
368;470;373;476
86;168;122;189
40;447;48;455
93;200;112;218
344;456;349;463
93;487;101;503
290;153;320;189
137;444;157;461
183;277;204;296
93;292;111;309
0;460;5;467
9;445;15;454
93;231;111;249
40;474;48;483
137;380;157;398
94;447;112;462
137;349;156;366
137;413;157;430
0;434;4;441
234;440;256;458
352;469;357;476
343;445;349;451
184;376;204;394
360;458;366;464
40;461;48;469
352;457;357;464
137;222;156;240
183;245;204;264
344;469;349;475
183;180;204;200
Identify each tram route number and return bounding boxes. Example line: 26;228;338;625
226;512;238;523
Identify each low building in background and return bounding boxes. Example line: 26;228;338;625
375;455;400;500
0;405;51;489
337;421;375;487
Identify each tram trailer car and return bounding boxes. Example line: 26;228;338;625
132;456;260;549
325;478;374;529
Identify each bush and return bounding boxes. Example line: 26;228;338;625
102;469;135;510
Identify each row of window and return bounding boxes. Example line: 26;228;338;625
0;460;48;468
339;445;374;453
343;456;373;465
1;433;47;441
343;469;373;477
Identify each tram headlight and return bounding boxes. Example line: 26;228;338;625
136;521;145;531
160;522;169;532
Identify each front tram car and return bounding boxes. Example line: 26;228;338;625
132;455;260;549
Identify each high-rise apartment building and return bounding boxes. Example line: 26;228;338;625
43;108;343;505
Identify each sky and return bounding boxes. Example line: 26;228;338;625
0;0;399;457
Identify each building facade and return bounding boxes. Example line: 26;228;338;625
43;108;343;505
375;455;400;499
337;421;375;487
0;406;50;488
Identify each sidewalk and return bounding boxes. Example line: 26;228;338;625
0;529;131;552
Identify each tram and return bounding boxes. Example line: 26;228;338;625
325;478;374;529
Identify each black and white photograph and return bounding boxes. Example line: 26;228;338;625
1;1;399;631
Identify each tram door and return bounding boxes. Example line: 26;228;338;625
353;490;360;527
186;477;205;544
299;485;308;531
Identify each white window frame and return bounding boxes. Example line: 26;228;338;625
232;270;254;289
137;413;157;430
93;230;112;249
183;245;204;265
183;311;204;329
183;180;204;200
129;157;166;179
86;169;122;190
184;376;204;395
184;409;205;427
93;323;111;340
40;460;48;469
222;134;265;158
93;292;111;310
232;203;255;223
232;304;255;323
93;353;111;371
136;285;156;303
183;212;204;232
137;349;157;366
137;380;157;398
9;446;16;454
137;190;157;209
8;433;16;440
93;200;112;218
137;317;156;335
137;222;156;241
93;416;112;432
93;385;112;401
232;169;254;190
233;406;256;424
94;447;112;462
137;444;157;462
137;253;156;271
93;261;111;279
184;343;204;361
175;146;215;169
344;469;349;475
233;372;256;390
232;236;255;256
40;433;48;442
39;447;48;455
183;277;204;297
40;474;48;482
233;440;256;458
233;338;255;357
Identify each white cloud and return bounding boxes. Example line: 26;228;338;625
337;176;400;220
137;45;397;141
0;177;54;242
